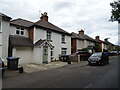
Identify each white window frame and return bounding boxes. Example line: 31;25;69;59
51;48;54;60
47;31;51;41
61;48;67;55
61;34;66;44
16;27;25;36
0;21;2;32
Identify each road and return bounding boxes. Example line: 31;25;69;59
3;56;119;88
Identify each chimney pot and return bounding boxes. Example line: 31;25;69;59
40;12;48;22
104;38;108;41
95;36;100;40
78;29;84;34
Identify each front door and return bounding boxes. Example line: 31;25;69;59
43;46;48;63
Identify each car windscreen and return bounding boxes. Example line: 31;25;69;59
91;53;102;57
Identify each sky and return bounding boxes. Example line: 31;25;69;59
0;0;119;45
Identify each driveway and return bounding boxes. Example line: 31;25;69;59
3;61;87;78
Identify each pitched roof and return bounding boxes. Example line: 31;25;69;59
104;40;115;46
34;20;71;35
10;18;34;28
9;35;33;47
95;39;108;44
0;12;12;20
71;32;96;42
34;39;46;46
34;39;54;48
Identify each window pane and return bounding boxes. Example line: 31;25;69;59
0;22;1;31
47;31;51;40
16;27;20;29
62;35;65;43
16;30;20;34
61;48;67;55
21;28;24;30
21;31;24;35
51;51;53;56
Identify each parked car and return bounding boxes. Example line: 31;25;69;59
70;51;92;61
109;51;119;56
88;52;109;66
0;58;5;76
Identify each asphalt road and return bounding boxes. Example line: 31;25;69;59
2;56;119;88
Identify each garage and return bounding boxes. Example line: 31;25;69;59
16;47;33;64
9;35;34;64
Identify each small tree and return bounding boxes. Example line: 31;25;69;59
95;43;100;52
110;0;120;22
82;48;88;51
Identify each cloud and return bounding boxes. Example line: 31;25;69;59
0;0;118;45
53;2;74;11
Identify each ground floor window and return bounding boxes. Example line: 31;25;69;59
51;48;54;60
61;48;67;55
51;48;53;56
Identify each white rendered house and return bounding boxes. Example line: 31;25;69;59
0;13;11;59
9;12;71;64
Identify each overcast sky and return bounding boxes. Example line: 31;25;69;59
0;0;119;45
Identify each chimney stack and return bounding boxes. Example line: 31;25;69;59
95;36;100;40
78;29;84;34
104;38;108;41
40;12;48;22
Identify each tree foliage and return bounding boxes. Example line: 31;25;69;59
95;43;100;52
110;0;120;22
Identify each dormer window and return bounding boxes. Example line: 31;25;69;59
16;27;24;36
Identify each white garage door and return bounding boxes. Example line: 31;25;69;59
16;47;33;64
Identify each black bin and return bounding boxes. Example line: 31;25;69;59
7;57;20;70
60;55;71;64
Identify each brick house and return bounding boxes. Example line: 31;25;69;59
95;36;108;52
71;30;97;54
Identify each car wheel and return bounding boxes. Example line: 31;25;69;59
107;61;109;64
100;61;104;66
88;62;91;66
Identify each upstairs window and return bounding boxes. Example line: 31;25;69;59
0;22;1;32
61;35;66;44
61;48;67;55
47;31;51;41
16;27;24;36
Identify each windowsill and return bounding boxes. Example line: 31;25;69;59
47;40;52;42
61;42;66;44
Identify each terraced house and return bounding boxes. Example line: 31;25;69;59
71;30;97;54
95;36;108;52
8;12;71;64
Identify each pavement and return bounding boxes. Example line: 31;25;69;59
3;60;88;78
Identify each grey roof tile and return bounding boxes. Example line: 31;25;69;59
0;12;12;20
35;20;71;35
71;32;96;42
10;18;34;28
9;35;33;47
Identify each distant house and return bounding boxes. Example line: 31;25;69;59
104;38;115;51
71;30;97;53
9;12;71;64
0;13;11;59
95;36;108;52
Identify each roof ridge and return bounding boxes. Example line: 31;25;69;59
11;18;34;23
